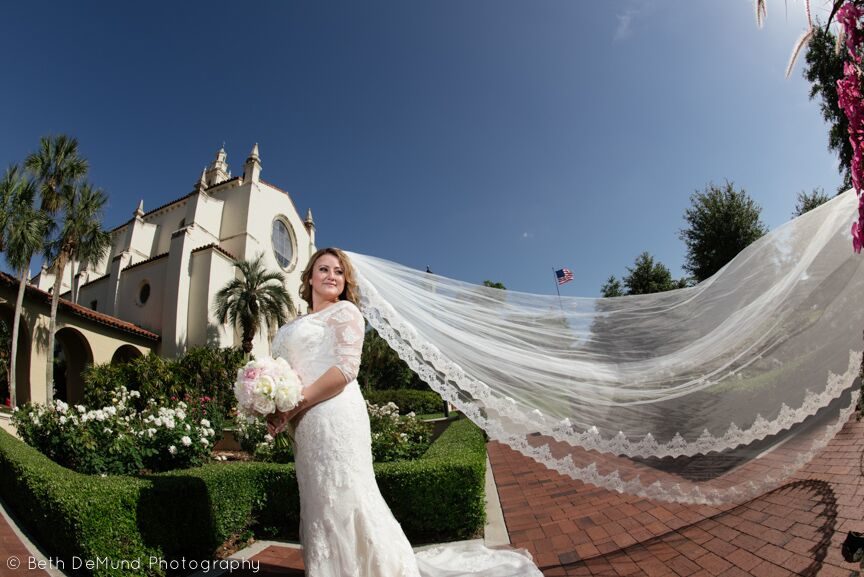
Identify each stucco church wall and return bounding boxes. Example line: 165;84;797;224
188;248;234;349
116;258;167;334
246;182;312;315
151;201;189;255
77;275;110;313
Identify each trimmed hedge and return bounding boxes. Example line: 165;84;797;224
363;389;445;415
0;417;486;576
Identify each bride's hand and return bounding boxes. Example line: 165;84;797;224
266;411;289;436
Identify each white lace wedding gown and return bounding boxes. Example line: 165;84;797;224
272;300;543;577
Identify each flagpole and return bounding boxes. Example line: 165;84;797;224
552;268;564;313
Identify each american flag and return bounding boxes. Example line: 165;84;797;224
555;268;574;285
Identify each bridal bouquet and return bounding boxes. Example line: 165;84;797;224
234;356;303;446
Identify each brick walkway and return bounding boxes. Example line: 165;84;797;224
2;418;863;576
0;507;49;577
489;417;864;576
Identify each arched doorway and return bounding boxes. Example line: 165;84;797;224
54;327;93;404
0;304;31;407
111;344;143;364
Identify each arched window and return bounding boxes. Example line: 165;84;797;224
272;219;296;270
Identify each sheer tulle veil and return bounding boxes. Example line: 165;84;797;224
346;190;863;505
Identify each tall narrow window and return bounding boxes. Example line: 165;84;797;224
272;219;295;270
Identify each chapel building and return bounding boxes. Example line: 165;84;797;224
32;144;317;359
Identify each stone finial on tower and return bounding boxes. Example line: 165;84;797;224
205;146;230;186
304;208;316;247
194;167;207;193
243;142;262;184
134;199;145;218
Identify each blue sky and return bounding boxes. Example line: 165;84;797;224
0;1;841;296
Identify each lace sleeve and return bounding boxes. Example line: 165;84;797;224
327;301;365;383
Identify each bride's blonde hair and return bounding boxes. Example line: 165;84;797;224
299;247;361;309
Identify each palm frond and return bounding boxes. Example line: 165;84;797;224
755;0;767;28
786;27;815;77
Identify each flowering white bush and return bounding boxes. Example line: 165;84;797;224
367;401;431;462
13;387;215;475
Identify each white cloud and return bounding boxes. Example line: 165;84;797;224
614;9;637;42
522;232;534;239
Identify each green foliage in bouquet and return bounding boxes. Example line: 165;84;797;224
232;414;295;463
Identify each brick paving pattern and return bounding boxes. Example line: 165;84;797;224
3;417;864;576
489;416;864;576
0;511;48;577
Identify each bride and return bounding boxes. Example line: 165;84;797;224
267;247;543;577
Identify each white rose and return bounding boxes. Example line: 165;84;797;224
181;436;192;446
252;396;276;416
273;386;302;412
200;437;209;446
254;375;276;397
168;445;177;455
200;418;210;428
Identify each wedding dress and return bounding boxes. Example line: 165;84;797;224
271;300;543;577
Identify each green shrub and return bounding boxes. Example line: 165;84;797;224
0;417;486;576
232;401;432;464
82;346;245;428
367;401;431;462
363;389;444;415
377;418;486;542
13;388;215;475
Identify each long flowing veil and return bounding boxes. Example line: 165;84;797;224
347;190;863;505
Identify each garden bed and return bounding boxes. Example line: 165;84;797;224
0;416;486;577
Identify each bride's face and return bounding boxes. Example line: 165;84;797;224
309;253;345;305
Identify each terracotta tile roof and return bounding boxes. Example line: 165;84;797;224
78;273;109;290
191;243;239;261
122;252;169;272
0;272;160;341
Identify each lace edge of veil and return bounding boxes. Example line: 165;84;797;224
356;271;861;504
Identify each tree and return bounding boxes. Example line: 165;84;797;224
600;275;624;298
0;165;49;407
40;181;109;400
803;24;853;192
622;252;682;295
482;280;506;290
679;181;767;283
358;328;426;392
794;187;831;217
67;184;111;304
24;135;88;213
25;135;89;400
214;253;295;355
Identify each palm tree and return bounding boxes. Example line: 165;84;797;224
67;185;111;304
40;181;107;400
0;165;49;407
25;135;89;401
25;135;88;213
214;253;295;356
